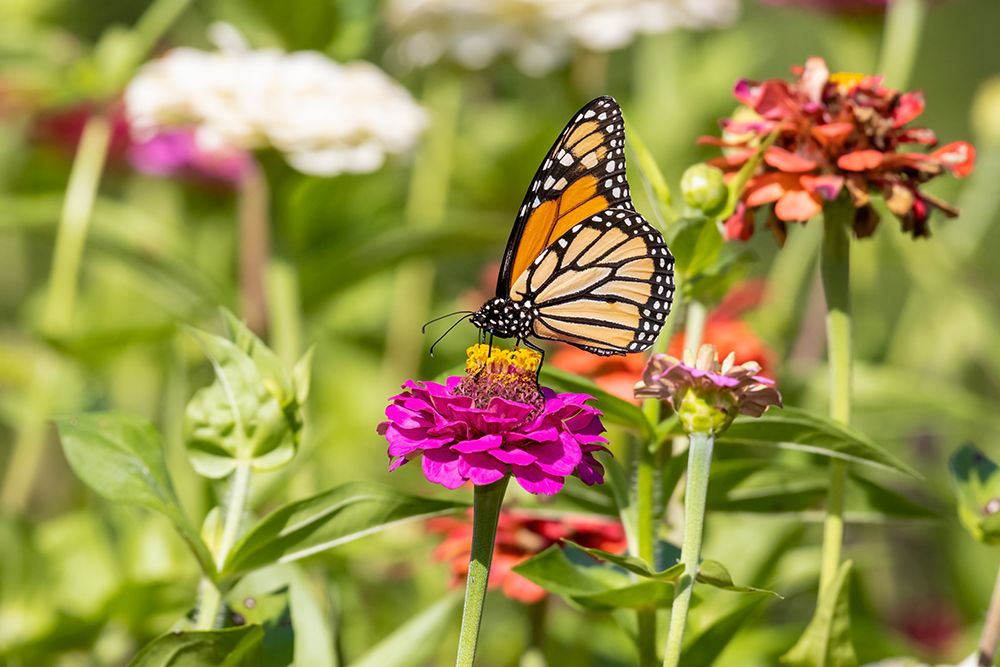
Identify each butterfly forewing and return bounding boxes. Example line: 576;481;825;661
510;208;674;356
497;96;633;296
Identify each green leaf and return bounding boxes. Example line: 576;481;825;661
848;474;939;521
696;560;780;596
539;366;654;439
949;443;1000;544
717;407;920;478
350;591;462;667
781;561;857;667
56;413;215;577
682;597;767;667
184;312;306;479
223;482;465;577
707;461;828;514
513;546;673;610
563;540;684;581
128;625;265;667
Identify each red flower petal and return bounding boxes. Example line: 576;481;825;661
800;174;844;200
931;141;976;178
707;149;754;169
764;146;818;173
744;173;797;206
837;149;883;171
811;122;854;146
774;189;822;221
723;203;754;241
893;91;925;127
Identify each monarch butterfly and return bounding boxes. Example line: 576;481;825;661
468;96;674;362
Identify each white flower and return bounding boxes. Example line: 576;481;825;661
124;23;427;177
386;0;739;76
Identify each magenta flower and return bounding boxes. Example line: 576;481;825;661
128;128;252;185
377;345;608;495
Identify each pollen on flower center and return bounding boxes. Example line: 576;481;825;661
457;344;542;408
829;71;865;91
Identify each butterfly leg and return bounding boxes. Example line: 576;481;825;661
520;338;546;398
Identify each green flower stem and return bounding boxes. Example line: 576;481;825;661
818;202;852;595
877;0;927;89
978;564;1000;665
636;440;659;667
266;258;303;366
662;431;714;667
196;461;253;629
237;164;271;337
383;73;460;380
683;301;707;354
456;476;510;667
43;113;112;334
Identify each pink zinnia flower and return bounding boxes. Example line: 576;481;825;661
128;128;252;185
702;57;976;241
378;345;608;495
429;509;627;603
635;344;782;434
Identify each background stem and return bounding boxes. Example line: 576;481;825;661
456;476;509;667
238;164;271;338
683;301;707;354
877;0;927;88
978;564;1000;666
818;202;853;595
662;431;714;667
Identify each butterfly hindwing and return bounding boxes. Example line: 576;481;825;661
496;96;633;296
509;208;674;356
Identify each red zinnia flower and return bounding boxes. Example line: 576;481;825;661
429;509;627;603
702;57;975;240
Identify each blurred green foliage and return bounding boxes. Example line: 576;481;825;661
1;0;999;665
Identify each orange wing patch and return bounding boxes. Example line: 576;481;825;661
509;175;608;284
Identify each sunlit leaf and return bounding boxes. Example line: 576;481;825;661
780;561;857;667
223;482;465;577
717;407;920;477
56;413;215;577
350;591;461;667
128;625;265;666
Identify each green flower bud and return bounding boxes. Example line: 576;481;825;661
681;164;727;214
677;389;734;435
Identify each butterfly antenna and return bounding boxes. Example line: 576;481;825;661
421;310;474;335
428;314;473;357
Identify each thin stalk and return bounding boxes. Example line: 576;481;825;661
456;476;509;667
196;461;252;629
383;74;460;380
266;258;303;366
978;564;1000;666
683;301;707;354
237;164;270;337
818;202;852;595
636;438;658;667
662;431;714;667
877;0;927;89
519;598;549;667
42;114;112;333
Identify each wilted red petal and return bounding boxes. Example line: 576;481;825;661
893;91;925;127
800;174;844;200
764;146;818;173
733;79;760;106
931;141;976;178
811;122;854;146
775;189;822;221
755;81;801;120
707;149;754;169
837;149;883;171
881;151;942;174
896;127;938;145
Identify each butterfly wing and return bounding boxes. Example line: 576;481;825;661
496;96;633;297
510;208;674;356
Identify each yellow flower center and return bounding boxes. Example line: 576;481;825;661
465;344;541;378
829;72;866;93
